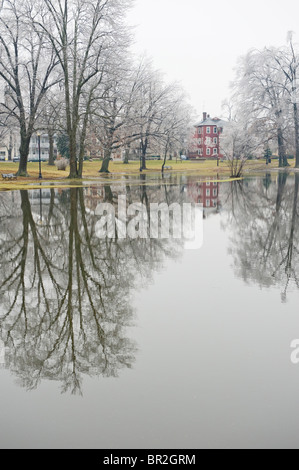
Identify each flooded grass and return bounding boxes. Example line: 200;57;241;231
0;159;287;191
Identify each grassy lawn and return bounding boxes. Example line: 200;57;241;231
0;158;292;191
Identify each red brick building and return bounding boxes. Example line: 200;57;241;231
188;112;226;160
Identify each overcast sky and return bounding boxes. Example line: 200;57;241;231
127;0;299;120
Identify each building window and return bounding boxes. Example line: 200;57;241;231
198;128;201;134
206;189;210;196
206;148;211;155
206;137;211;145
213;182;217;186
198;149;202;155
213;127;217;134
206;181;210;186
206;127;210;134
213;137;218;144
206;199;210;207
213;188;217;196
198;138;201;144
213;148;217;155
212;200;217;207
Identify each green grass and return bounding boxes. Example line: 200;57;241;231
0;158;292;191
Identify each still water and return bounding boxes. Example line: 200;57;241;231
0;172;299;449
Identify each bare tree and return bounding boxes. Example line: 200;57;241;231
128;61;182;170
232;48;290;167
270;33;299;167
159;89;192;173
37;87;65;165
94;61;143;173
220;119;262;177
39;0;132;179
0;0;59;176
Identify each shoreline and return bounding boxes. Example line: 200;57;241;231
0;160;296;191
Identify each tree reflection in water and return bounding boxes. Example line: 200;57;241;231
222;173;299;302
0;180;185;395
4;172;297;395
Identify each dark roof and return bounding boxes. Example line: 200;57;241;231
194;117;226;128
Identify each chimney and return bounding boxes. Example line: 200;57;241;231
203;112;207;121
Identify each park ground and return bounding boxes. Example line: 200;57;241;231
0;158;296;191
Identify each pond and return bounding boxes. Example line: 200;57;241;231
0;172;299;449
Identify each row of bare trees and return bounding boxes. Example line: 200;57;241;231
0;0;193;178
221;33;299;176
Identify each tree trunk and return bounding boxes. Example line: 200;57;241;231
8;132;13;161
48;130;55;166
68;132;78;178
99;148;112;173
141;139;148;170
162;144;169;174
77;130;85;178
277;127;288;167
69;158;78;178
294;102;299;168
141;153;147;170
16;136;30;176
162;153;167;174
123;148;129;164
78;150;84;178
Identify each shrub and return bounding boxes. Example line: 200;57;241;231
55;157;69;171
